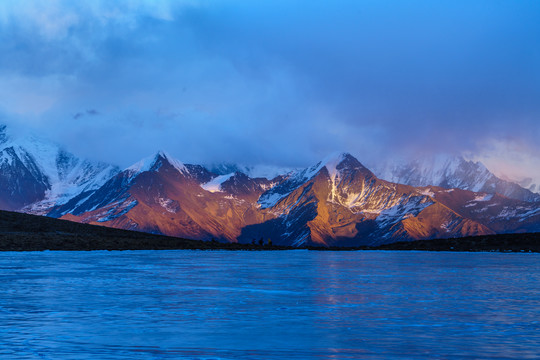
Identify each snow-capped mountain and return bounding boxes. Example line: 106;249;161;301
371;154;540;203
0;123;538;246
241;153;496;246
54;151;271;241
0;124;119;213
52;151;539;247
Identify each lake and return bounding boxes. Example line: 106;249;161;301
0;250;539;359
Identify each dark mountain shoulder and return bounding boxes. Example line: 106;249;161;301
0;147;49;210
0;210;291;251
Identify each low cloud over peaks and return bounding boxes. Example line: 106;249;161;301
0;0;538;178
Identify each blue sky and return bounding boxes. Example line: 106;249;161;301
0;0;539;182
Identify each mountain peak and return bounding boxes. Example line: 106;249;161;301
320;152;351;163
155;150;170;159
258;152;373;209
315;152;370;180
126;150;187;176
320;152;350;178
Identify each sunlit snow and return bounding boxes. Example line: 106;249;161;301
201;173;235;193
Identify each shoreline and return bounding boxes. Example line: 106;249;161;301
2;234;539;253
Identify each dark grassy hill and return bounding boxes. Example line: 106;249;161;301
0;210;287;251
1;210;538;252
371;233;540;252
308;233;540;252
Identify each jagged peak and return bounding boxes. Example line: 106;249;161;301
304;152;370;181
318;152;349;179
125;150;187;176
320;152;351;164
154;150;187;173
258;152;373;209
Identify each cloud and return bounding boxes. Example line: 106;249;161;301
0;74;69;115
0;0;538;177
73;109;99;120
471;138;540;189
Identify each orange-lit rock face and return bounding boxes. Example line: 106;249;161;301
57;153;540;247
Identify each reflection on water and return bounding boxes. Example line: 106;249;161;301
0;250;539;359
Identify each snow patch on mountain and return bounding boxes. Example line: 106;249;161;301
473;194;493;202
158;197;178;213
518;207;540;221
201;173;235;193
97;200;138;222
258;191;287;209
440;219;461;233
291;230;311;247
376;196;432;226
417;188;435;198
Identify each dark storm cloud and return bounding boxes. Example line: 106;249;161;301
0;0;539;171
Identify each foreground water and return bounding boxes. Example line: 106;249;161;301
0;251;539;360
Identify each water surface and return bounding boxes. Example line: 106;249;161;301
1;250;539;359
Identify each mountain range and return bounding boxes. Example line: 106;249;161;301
0;124;538;247
371;154;540;203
